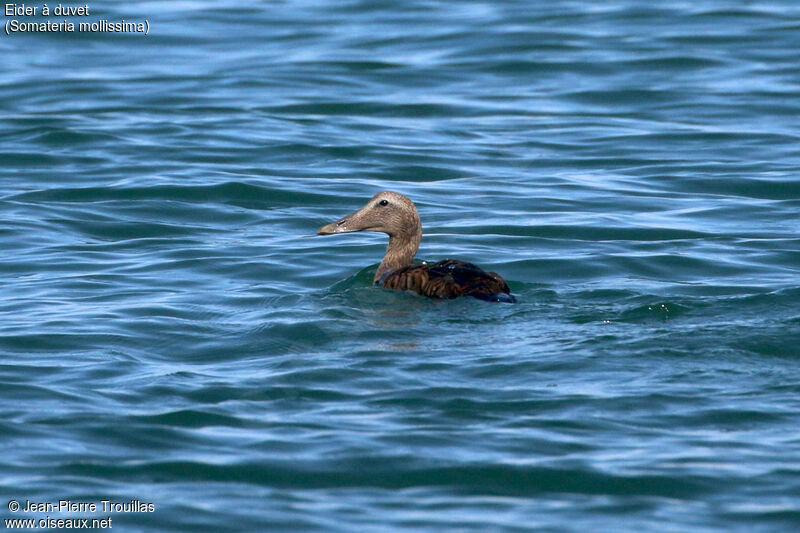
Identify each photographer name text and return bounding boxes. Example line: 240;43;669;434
9;499;154;513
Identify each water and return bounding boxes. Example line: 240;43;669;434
2;1;800;531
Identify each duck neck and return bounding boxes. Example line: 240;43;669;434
374;229;421;284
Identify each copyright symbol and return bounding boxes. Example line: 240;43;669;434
8;500;20;512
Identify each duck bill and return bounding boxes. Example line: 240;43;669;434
317;211;361;235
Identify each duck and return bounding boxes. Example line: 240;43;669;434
318;191;516;303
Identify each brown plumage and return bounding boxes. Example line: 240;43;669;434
318;191;515;303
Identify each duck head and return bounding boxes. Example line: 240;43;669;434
318;191;423;282
318;191;421;239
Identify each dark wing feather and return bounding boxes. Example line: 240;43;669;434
380;259;515;302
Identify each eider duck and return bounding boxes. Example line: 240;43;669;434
318;191;516;303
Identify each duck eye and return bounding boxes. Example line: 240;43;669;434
379;199;389;206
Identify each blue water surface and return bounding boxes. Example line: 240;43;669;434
1;1;800;531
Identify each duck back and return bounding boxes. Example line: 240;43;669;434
379;259;516;303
